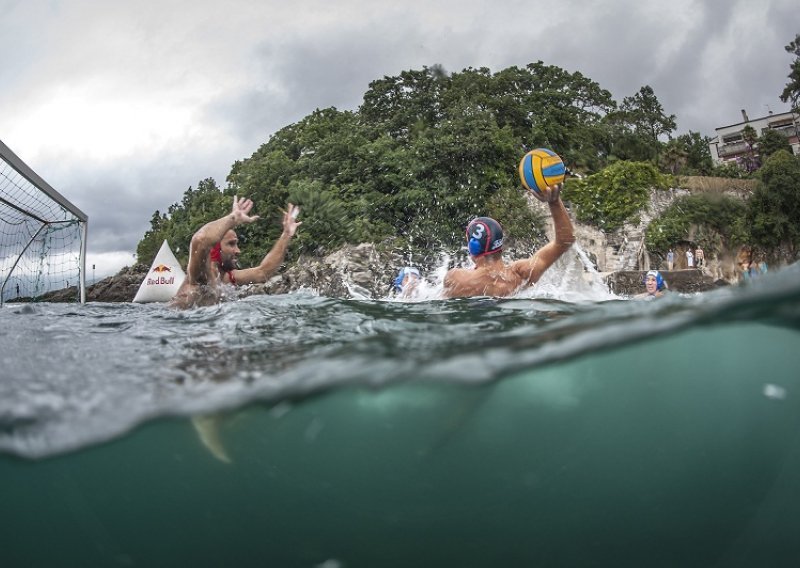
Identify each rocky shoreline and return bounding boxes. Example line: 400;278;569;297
33;242;730;304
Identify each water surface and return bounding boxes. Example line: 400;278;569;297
2;264;799;567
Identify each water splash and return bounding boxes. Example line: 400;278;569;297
383;245;618;303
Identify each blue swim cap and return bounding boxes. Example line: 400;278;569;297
393;267;420;292
645;270;666;291
466;217;504;257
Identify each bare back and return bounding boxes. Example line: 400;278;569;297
443;199;575;298
443;260;525;298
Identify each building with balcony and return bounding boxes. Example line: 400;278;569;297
708;108;800;165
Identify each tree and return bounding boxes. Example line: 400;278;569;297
746;150;800;254
136;210;169;266
758;128;793;160
609;86;677;163
621;86;677;142
646;194;748;254
779;33;800;114
740;125;760;172
675;131;714;175
660;139;687;174
359;66;450;140
134;178;227;267
564;161;672;231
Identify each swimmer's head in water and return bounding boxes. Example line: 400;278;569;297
393;267;421;292
466;217;504;258
210;230;240;273
645;270;666;292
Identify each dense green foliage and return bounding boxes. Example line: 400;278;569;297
564;161;673;232
136;178;227;267
746;150;800;254
757;128;793;160
647;151;800;257
139;62;684;266
780;33;800;113
645;193;748;253
710;161;751;179
605;86;677;164
674;131;714;175
135;49;800;271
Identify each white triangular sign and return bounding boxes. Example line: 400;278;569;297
132;240;186;303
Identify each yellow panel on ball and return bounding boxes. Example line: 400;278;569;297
518;148;566;195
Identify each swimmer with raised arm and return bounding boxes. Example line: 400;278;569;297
443;184;575;298
170;196;301;309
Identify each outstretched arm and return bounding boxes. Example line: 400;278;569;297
232;203;301;285
512;184;575;286
186;196;259;285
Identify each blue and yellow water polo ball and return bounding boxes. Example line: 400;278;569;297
518;148;566;195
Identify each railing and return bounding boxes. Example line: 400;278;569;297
717;141;750;158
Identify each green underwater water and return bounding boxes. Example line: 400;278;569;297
3;319;800;567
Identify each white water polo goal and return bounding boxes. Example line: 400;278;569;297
0;140;88;305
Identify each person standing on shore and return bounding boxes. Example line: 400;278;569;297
667;249;675;271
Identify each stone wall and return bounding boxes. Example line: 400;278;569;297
605;269;729;297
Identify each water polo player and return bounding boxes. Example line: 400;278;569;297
171;196;301;309
636;270;668;299
443;182;574;298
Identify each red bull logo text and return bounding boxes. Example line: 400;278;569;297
147;264;175;285
146;275;175;286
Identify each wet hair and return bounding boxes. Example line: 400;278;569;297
466;217;504;257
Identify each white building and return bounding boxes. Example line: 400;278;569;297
708;108;800;165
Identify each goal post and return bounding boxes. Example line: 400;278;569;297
0;139;88;306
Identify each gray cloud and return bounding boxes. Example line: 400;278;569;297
1;0;797;272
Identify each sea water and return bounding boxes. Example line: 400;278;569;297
1;261;800;567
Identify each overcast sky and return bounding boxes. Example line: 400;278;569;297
1;0;797;277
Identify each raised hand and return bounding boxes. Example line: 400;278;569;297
231;196;260;225
281;203;302;237
533;182;563;204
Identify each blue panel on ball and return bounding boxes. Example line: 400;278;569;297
521;155;539;193
542;162;566;178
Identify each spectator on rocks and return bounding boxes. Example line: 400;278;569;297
685;248;694;269
695;246;705;269
666;249;675;271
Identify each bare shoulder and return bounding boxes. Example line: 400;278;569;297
509;255;542;284
443;267;472;297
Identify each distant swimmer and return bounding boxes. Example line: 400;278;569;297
443;183;575;298
393;266;422;298
635;270;668;300
171;196;301;309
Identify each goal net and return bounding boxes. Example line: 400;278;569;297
0;140;88;305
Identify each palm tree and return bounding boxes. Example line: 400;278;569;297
741;125;759;172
